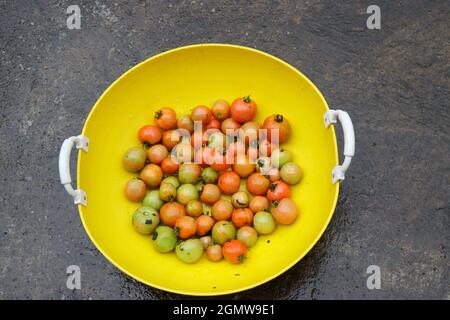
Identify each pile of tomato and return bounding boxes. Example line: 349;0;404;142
122;96;302;264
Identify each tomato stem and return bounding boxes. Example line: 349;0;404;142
155;110;162;119
272;200;279;207
275;114;284;123
238;254;246;262
243;95;252;103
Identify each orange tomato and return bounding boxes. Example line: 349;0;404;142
267;181;290;201
240;121;261;146
230;96;257;123
191;105;212;125
232;154;255;178
206;118;221;131
271;198;298;225
139;164;163;188
175;216;197;239
249;196;270;213
186;200;203;217
155;107;177;130
217;171;241;195
206;244;223;262
160;202;186;227
160;157;179;174
124;179;147;202
162;129;181;150
221;118;241;135
246;172;270;196
211;99;230;120
177;115;194;133
137;125;161;145
222;240;247;264
147;144;169;165
200;184;222;205
210;151;231;172
231;208;254;228
211;199;234;221
197;215;215;236
262;114;291;143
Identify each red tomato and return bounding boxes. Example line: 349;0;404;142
191;105;212;125
232;154;255;178
139;164;163;188
137;125;161;145
211;100;230;120
190;130;207;149
246;172;270;196
161;157;179;174
177;115;194;133
231;208;254;228
267;181;290;201
230;96;257;123
262;114;291;143
217;171;240;195
162;130;181;150
226;140;246;159
240;121;261;146
155;107;177;130
271;198;298;225
222;240;247;264
221;118;241;135
206;118;221;131
175;216;197;240
209;148;231;171
200;184;222;205
197;215;215;236
159;202;186;227
147;144;169;165
194;147;211;167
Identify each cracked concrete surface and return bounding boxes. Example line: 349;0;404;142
0;0;448;299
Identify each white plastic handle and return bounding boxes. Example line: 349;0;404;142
324;110;355;184
59;135;89;206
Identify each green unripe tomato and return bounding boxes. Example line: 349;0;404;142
178;163;201;184
208;131;226;150
159;183;177;201
142;190;164;210
271;148;293;168
152;226;177;253
122;147;146;172
132;207;160;235
176;183;199;205
201;167;219;184
253;211;276;235
236;226;258;247
161;176;180;189
280;162;303;185
195;181;204;193
212;221;236;245
175;239;204;263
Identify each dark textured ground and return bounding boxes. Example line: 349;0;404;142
0;0;449;300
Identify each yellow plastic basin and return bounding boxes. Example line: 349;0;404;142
77;44;340;295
